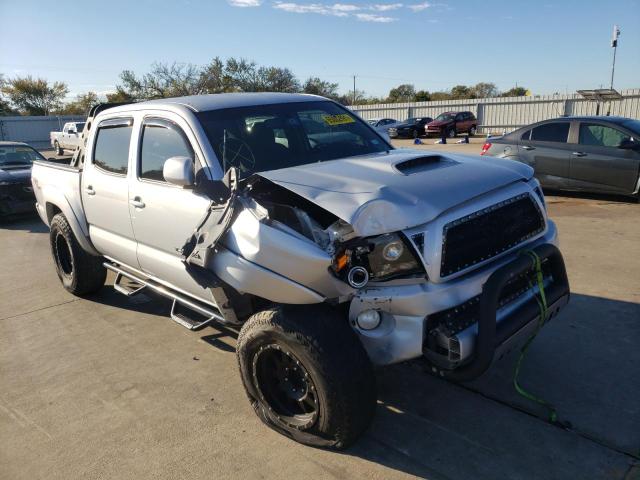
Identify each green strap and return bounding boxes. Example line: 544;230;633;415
513;250;558;423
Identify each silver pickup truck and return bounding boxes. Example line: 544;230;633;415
31;94;570;449
50;121;86;155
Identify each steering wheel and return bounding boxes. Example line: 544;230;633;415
218;137;256;173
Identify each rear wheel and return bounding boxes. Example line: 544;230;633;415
236;305;376;449
469;125;477;136
412;129;419;139
54;141;63;156
50;213;106;296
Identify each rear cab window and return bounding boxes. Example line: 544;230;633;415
530;122;570;143
92;118;133;175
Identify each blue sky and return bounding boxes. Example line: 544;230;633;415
1;0;638;100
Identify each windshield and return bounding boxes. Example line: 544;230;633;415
435;113;455;122
0;145;44;167
196;101;390;177
405;117;420;124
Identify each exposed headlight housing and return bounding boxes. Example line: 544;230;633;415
333;233;424;284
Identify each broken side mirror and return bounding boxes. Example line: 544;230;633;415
618;139;639;151
163;156;195;187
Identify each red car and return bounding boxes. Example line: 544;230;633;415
426;111;478;138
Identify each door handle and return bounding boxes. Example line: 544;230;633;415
522;145;535;151
572;151;587;157
129;197;145;209
84;186;95;196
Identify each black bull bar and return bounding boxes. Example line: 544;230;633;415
433;243;570;382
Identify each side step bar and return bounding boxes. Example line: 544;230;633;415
104;262;226;330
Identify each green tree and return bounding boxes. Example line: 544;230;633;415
430;91;452;101
302;77;340;100
501;86;528;97
414;90;431;102
471;82;498;99
450;85;474;99
60;91;99;115
386;84;416;103
106;87;135;103
1;75;68;115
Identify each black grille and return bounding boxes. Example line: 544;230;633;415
440;194;544;277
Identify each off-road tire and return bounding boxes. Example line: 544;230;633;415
50;213;106;296
54;141;63;156
236;305;376;450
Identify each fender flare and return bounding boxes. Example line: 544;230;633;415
41;186;100;256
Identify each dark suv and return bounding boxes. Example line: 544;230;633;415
388;117;433;139
426;111;478;138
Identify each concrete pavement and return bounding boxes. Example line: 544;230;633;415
1;167;639;478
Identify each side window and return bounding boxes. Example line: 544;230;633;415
468;113;476;120
579;123;629;148
530;122;570;143
93;122;133;175
521;129;531;141
455;113;463;121
140;120;193;182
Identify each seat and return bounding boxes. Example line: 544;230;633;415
247;122;293;171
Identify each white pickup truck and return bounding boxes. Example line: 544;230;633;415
50;121;86;155
31;95;570;449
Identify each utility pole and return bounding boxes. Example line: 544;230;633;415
353;75;356;105
610;25;620;90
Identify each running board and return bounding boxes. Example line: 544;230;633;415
104;262;226;330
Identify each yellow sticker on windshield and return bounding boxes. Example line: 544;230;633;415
322;114;355;126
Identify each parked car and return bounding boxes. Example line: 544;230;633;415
0;141;45;217
32;94;569;449
481;116;640;199
50;121;86;155
367;118;398;129
388;117;432;138
426;111;478;138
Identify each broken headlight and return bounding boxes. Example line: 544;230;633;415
334;233;424;285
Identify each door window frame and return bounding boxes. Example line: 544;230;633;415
574;121;632;149
90;117;134;177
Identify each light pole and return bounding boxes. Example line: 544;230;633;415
610;25;620;90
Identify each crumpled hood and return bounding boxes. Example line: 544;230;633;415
258;149;533;237
0;166;32;183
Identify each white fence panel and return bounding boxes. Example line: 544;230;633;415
0;115;86;150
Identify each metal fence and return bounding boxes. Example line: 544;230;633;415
350;88;640;134
0;115;86;150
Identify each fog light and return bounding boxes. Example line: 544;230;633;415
356;310;381;330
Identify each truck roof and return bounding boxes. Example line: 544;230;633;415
104;92;326;116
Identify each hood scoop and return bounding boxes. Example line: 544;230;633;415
394;155;453;175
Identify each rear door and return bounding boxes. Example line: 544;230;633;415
569;121;640;195
518;120;573;189
128;113;215;300
82;116;138;267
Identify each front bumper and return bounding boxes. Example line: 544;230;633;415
348;224;570;380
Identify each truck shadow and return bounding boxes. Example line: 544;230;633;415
0;211;46;232
88;286;639;479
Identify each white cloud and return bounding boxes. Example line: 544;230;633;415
370;3;403;11
407;1;431;11
273;2;347;15
355;12;396;22
332;3;361;12
227;0;262;7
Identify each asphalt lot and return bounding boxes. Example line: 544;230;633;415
1;142;639;479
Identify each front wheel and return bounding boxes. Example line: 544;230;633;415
412;129;419;139
469;125;477;136
448;128;457;138
236;305;376;449
50;213;106;296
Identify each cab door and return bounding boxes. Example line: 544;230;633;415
82;117;139;267
569;121;640;195
518;120;573;189
128;114;215;301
